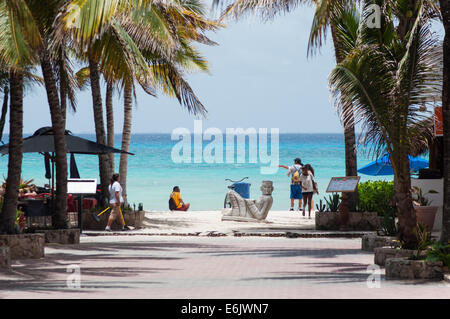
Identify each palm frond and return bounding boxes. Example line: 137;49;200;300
214;0;307;22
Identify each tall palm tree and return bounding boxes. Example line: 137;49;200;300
30;0;72;228
88;56;112;205
309;0;359;211
0;0;42;233
5;0;83;229
215;0;360;210
439;0;450;244
0;70;24;234
116;0;219;202
56;0;220;203
329;2;442;248
53;0;174;204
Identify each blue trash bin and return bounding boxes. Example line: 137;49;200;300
233;182;251;199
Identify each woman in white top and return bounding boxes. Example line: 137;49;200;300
105;173;128;231
299;165;315;219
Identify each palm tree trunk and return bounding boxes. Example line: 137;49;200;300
343;103;358;209
119;83;133;205
0;85;9;141
106;81;115;173
88;57;111;205
391;0;418;248
331;24;358;211
0;71;23;234
60;73;67;128
40;49;68;229
440;0;450;244
392;148;417;249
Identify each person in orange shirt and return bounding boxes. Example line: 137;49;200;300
170;186;190;211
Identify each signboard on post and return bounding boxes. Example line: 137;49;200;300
326;176;360;193
67;179;98;235
67;179;97;194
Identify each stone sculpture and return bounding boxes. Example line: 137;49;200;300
222;180;273;222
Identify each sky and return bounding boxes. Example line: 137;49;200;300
16;4;342;135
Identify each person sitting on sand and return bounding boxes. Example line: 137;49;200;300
170;186;190;211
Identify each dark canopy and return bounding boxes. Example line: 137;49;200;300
0;127;134;155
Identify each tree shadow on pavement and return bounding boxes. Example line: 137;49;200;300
241;261;381;285
199;247;368;259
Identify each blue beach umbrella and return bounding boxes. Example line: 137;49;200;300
357;154;429;176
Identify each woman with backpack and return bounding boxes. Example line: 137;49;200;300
278;158;303;211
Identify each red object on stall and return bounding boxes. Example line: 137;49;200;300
434;106;443;136
82;198;98;209
67;194;78;212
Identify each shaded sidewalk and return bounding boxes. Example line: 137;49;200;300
1;236;449;299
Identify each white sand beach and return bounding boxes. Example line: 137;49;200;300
144;210;316;234
83;210;318;236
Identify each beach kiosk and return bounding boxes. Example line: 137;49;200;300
326;176;360;230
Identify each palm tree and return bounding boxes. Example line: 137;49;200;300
3;0;83;229
53;0;175;204
309;0;359;211
0;70;24;234
215;0;360;210
56;0;220;203
0;0;41;233
116;0;219;202
30;0;72;228
439;0;450;244
329;2;442;248
88;56;112;205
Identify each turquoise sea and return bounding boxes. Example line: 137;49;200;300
0;133;397;211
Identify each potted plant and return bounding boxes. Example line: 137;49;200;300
385;225;444;280
411;186;439;232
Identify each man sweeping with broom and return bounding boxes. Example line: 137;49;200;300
104;173;130;232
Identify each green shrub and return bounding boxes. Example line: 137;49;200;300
425;241;450;267
357;180;398;236
324;193;341;212
356;180;395;216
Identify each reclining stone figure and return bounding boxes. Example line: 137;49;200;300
222;181;274;222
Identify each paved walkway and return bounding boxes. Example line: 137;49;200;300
0;211;449;299
1;236;449;299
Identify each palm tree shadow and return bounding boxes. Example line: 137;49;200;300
0;240;235;295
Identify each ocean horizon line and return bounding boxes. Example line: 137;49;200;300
17;131;354;136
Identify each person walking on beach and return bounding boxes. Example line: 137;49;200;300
299;165;316;219
170;186;190;211
105;173;129;231
278;158;303;211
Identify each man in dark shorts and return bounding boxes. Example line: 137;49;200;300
279;158;303;211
